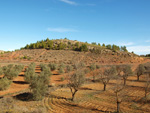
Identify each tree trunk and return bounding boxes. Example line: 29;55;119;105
93;72;95;82
71;90;78;101
145;89;147;103
124;79;126;86
137;75;139;81
117;101;120;113
104;84;106;91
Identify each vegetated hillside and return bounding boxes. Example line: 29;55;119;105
0;38;144;64
0;50;4;53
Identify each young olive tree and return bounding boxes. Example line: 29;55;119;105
99;66;117;91
0;67;3;75
29;65;51;100
67;70;85;101
136;64;145;81
113;77;125;113
144;72;150;103
48;63;58;71
0;77;12;91
122;65;133;85
89;63;96;82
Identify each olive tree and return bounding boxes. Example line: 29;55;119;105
89;63;96;82
99;66;117;91
67;70;85;101
29;64;51;100
122;65;133;85
144;72;150;103
113;77;125;113
0;77;12;91
136;64;145;81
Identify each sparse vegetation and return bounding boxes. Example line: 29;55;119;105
136;64;145;81
99;66;117;91
122;65;133;85
67;70;85;101
0;77;12;91
89;63;96;82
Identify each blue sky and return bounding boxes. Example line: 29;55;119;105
0;0;150;55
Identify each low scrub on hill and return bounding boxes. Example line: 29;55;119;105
21;38;128;53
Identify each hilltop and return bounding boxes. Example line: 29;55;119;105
0;38;145;64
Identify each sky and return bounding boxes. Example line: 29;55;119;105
0;0;150;55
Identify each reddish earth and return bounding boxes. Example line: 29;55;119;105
0;49;150;112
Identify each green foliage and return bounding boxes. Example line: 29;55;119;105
29;73;48;101
22;38;129;53
106;44;112;50
0;67;3;75
102;43;105;47
2;64;23;80
48;63;58;71
60;77;65;81
24;63;36;83
0;77;12;91
80;44;88;52
91;42;97;45
59;67;64;74
112;44;120;52
136;64;145;80
60;63;66;69
5;69;19;80
121;46;128;52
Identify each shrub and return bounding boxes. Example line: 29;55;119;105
60;63;66;69
5;69;19;80
24;64;36;83
60;77;65;81
30;71;50;101
0;67;3;75
67;70;85;101
0;77;12;91
59;67;64;74
80;44;88;52
48;63;58;71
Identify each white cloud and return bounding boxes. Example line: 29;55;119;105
127;46;150;55
60;0;77;5
146;40;150;42
118;42;134;46
47;27;77;33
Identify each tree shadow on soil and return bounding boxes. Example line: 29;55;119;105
13;81;29;84
13;92;33;101
18;74;24;76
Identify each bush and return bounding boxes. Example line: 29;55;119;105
60;77;65;81
5;69;19;80
80;44;88;52
0;77;12;91
59;67;64;74
24;64;36;83
60;63;66;69
48;63;58;71
30;70;50;101
0;67;3;75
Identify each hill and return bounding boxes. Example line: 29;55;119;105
0;38;145;64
